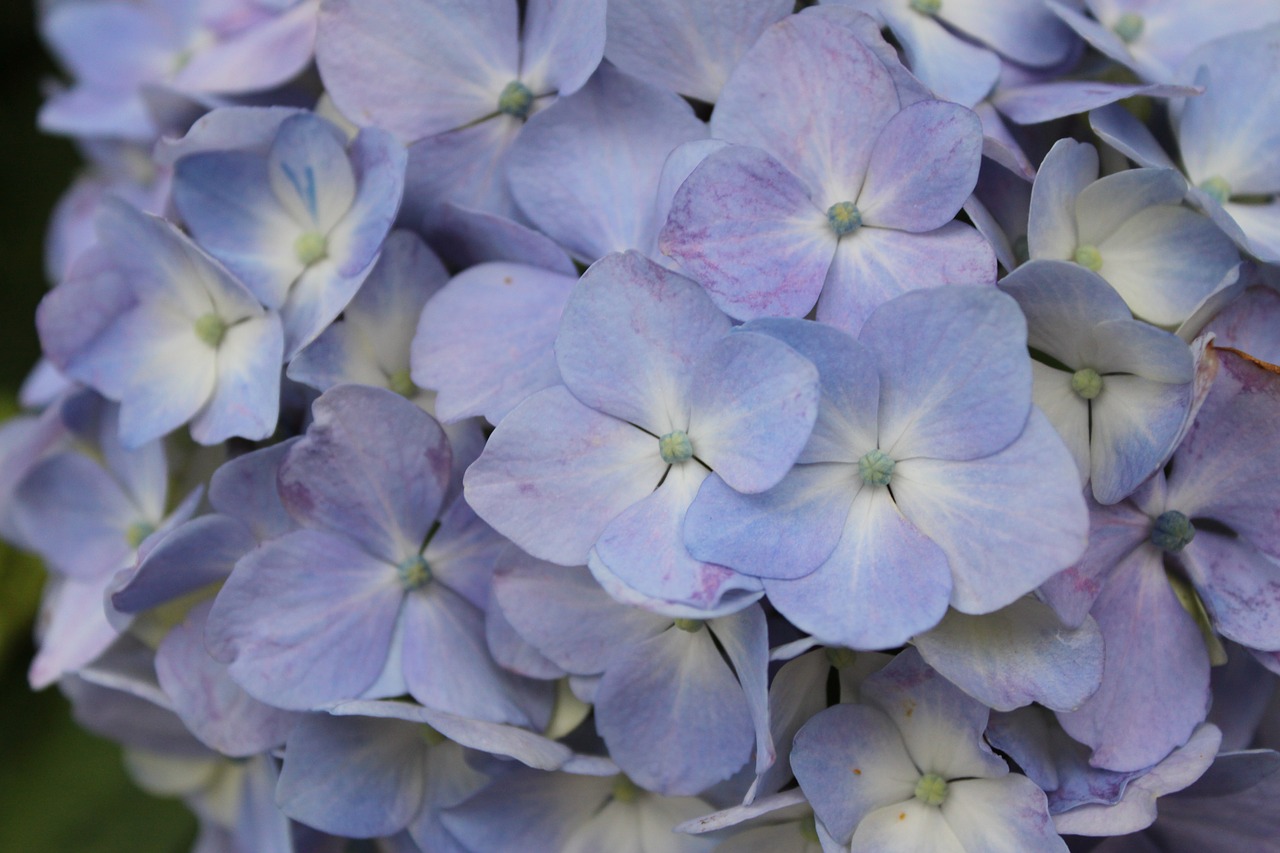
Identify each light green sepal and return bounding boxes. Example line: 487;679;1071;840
1166;571;1228;666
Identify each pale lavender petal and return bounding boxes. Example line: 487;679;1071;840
190;312;283;445
708;605;775;783
277;713;426;837
684;463;855;581
172;1;318;94
892;410;1089;614
857;100;983;233
493;556;668;674
1075;167;1187;246
659;144;833;322
999;259;1131;369
208;438;298;540
1038;497;1151;628
155;600;300;757
267;113;357;232
914;597;1105;712
464;386;666;566
507;64;705;262
279;385;451;564
816;221;996;336
764;486;952;650
316;0;517;140
403;117;523;220
876;4;1000;107
603;0;791;102
1089;373;1192;505
850;799;965;852
518;0;606;96
419;203;574;275
1180;533;1280;652
1089;103;1180;171
325;126;407;278
943;776;1065;852
686;331;819;493
942;0;1076;68
1057;547;1212;773
863;647;1009;781
556;251;730;433
1027;138;1098;262
860;285;1029;462
207;528;402;709
710;12;900;204
111;514;256;614
595;625;753;795
401;584;548;727
1032;366;1089;488
28;576;122;689
994;81;1199;126
1203;284;1280;364
593;462;762;612
790;704;919;844
413;262;573;424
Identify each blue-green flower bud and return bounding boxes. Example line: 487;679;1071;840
827;201;863;237
194;313;227;349
858;449;895;487
1151;510;1195;553
1071;368;1104;400
498;81;534;119
659;430;694;464
294;231;328;266
914;773;949;806
397;554;432;590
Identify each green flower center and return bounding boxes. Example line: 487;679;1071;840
388;368;419;399
397;554;432;590
827;201;863;237
914;773;949;806
1113;13;1144;43
611;775;641;804
125;521;156;550
910;0;941;15
498;81;534;119
858;449;895;487
674;618;703;633
659;430;694;464
1199;176;1232;205
294;232;328;266
194;313;227;348
1071;368;1104;400
799;813;820;843
421;724;447;747
1073;244;1103;272
1151;510;1195;553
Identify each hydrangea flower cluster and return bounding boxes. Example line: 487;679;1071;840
9;1;1280;850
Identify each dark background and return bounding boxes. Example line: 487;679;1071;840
0;3;197;850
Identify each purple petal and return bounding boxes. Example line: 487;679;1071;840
277;713;426;837
316;0;518;140
711;12;900;203
1057;547;1212;773
463;385;666;566
111;514;256;614
914;597;1105;713
659;144;834;321
507;64;705;262
279;385;451;564
190;312;283;445
412;262;573;424
860;286;1029;462
708;605;775;784
817;222;996;336
765;486;953;650
893;410;1089;614
207;528;402;709
595;625;753;795
686;331;819;494
556;251;730;433
603;0;792;102
518;0;606;96
857;100;983;233
155;600;300;757
1027;138;1098;263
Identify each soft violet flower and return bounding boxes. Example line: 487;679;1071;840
1203;284;1280;365
39;0;319;140
987;707;1221;836
171;109;406;358
791;648;1067;851
684;288;1088;649
1025;139;1239;326
660;8;994;332
465;251;819;614
1044;348;1280;771
823;0;1077;106
1090;26;1280;263
287;229;485;496
36;199;284;448
317;0;605;219
1000;259;1196;503
207;384;551;724
493;555;774;796
1046;0;1280;84
441;768;717;853
603;0;792;103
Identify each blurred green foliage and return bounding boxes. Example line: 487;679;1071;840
0;4;197;851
